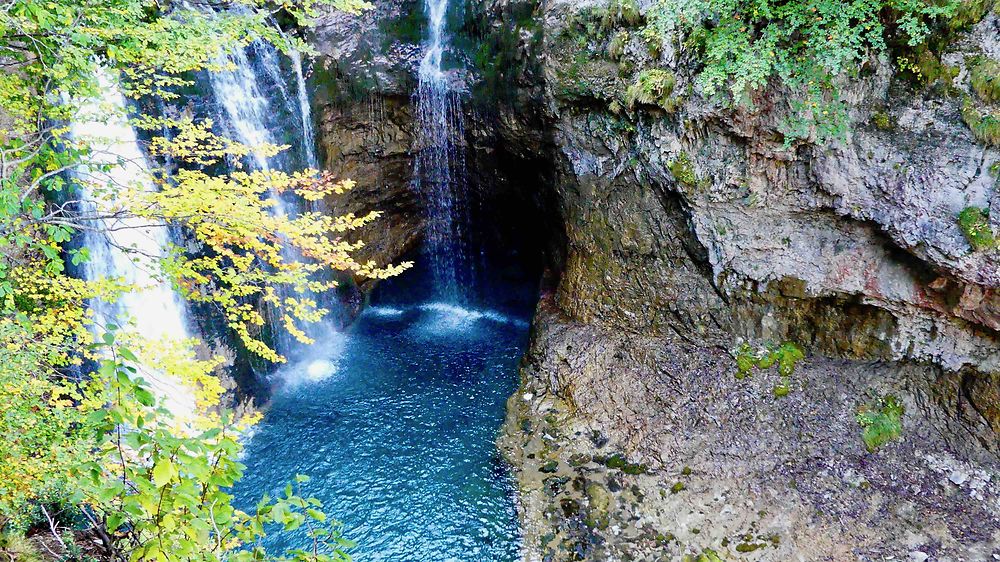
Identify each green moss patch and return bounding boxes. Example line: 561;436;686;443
957;206;997;251
735;341;804;379
961;97;1000;147
625;69;678;111
856;395;905;452
668;151;699;188
602;0;644;30
948;0;998;32
969;56;1000;103
871;111;895;130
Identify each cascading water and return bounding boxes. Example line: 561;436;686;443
290;50;319;169
228;4;535;557
203;36;340;380
71;69;197;420
412;0;472;302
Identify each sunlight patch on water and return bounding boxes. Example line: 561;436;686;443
416;302;529;332
367;306;405;318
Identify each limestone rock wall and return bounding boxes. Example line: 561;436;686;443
483;0;1000;559
528;0;1000;441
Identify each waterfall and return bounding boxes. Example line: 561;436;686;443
290;50;319;169
204;37;342;379
207;41;317;174
206;42;280;173
71;69;197;420
413;0;470;302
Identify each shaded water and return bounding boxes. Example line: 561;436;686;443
233;262;533;560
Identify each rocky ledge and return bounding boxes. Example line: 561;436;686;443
501;297;999;561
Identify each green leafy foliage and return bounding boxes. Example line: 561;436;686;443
0;0;394;557
645;0;959;141
957;206;997;251
31;330;352;561
857;395;905;451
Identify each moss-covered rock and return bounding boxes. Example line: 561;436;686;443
961;97;1000;147
957;206;997;251
625;69;678;112
969;55;1000;103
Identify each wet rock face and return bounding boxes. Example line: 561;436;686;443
306;0;426;282
532;0;1000;425
316;94;423;281
481;0;1000;559
500;301;1000;561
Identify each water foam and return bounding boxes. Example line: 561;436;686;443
417;302;527;329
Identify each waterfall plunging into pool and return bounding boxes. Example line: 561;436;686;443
203;38;342;380
413;0;471;302
227;5;533;558
71;69;197;420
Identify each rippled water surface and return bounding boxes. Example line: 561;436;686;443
233;265;535;561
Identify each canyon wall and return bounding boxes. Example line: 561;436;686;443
308;0;1000;558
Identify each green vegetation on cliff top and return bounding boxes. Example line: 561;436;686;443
552;0;993;144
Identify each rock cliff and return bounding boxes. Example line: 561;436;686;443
308;0;1000;558
479;0;1000;559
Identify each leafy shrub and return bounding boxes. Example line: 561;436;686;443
857;396;905;451
957;206;996;251
645;0;958;140
626;69;677;111
969;56;1000;103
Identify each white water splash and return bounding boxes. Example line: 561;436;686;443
277;328;348;389
367;306;406;318
71;69;197;421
